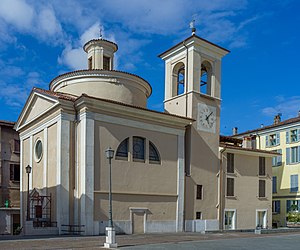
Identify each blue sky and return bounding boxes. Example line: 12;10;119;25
0;0;299;135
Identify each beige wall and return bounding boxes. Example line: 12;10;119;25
93;121;179;222
222;150;272;229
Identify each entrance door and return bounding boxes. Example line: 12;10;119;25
132;212;144;234
256;210;267;229
224;210;235;229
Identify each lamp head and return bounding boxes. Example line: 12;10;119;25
26;165;32;174
105;147;114;159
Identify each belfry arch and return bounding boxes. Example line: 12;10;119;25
200;60;213;96
172;62;185;96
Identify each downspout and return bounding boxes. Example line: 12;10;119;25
183;42;189;117
219;147;227;230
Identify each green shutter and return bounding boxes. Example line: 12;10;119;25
276;133;280;145
286;131;290;144
265;135;269;147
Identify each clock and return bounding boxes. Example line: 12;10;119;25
197;103;217;133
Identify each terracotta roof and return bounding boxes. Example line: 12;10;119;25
49;69;152;94
158;34;230;58
83;38;118;52
0;120;15;127
33;88;194;122
220;135;242;144
235;116;300;136
219;143;281;155
33;87;77;101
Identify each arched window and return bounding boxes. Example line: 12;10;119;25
200;61;212;96
116;137;129;160
177;66;185;95
149;141;161;164
172;62;185;97
133;136;145;162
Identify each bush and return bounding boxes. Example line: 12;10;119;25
287;211;300;223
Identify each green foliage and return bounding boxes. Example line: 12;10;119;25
287;211;300;222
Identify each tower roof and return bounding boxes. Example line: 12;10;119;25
158;34;230;59
83;38;118;53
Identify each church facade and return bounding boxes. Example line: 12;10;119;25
15;33;274;235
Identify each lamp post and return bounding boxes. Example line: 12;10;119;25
104;147;117;248
25;165;31;221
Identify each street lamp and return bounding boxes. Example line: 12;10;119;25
26;165;32;221
104;147;117;249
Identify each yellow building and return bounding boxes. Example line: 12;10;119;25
234;115;300;227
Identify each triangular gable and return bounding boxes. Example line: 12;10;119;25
15;89;59;131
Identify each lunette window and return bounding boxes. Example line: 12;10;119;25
115;137;161;164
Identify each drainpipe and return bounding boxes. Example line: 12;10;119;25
219;147;227;230
183;42;189;117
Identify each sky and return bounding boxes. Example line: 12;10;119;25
0;0;299;135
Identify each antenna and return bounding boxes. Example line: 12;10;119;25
189;20;196;35
99;28;103;39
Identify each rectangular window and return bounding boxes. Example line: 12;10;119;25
286;200;300;212
103;56;110;70
226;178;234;197
272;200;280;214
196;185;203;200
10;164;20;181
196;212;202;220
272;176;277;193
266;133;280;147
259;157;266;176
272;149;282;167
290;174;298;193
14;139;20;152
290;146;300;164
291;129;298;142
227;153;234;173
259;180;266;198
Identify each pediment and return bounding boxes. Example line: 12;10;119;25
15;90;59;131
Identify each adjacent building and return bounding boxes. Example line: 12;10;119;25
0;120;20;234
233;114;300;227
219;136;276;230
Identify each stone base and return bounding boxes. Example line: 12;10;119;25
104;226;117;248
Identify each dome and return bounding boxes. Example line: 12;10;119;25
50;38;152;108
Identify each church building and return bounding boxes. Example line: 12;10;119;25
14;31;274;235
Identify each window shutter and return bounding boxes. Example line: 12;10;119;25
287;200;291;212
286;148;290;165
272;156;276;167
286;131;290;144
259;180;266;197
291;175;298;192
265;135;269;147
277;149;282;166
298;146;300;163
298;129;300;142
272;176;277;193
276;133;280;145
276;201;280;213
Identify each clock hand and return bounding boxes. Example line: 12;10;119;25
206;112;213;121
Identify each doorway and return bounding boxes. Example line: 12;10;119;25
256;209;267;229
224;209;236;230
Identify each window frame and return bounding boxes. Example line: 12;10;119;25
226;178;234;197
290;174;298;193
115;138;129;161
132;136;146;162
196;185;203;200
149;141;161;164
259;179;266;198
227;153;234;173
259;157;266;176
10;164;20;182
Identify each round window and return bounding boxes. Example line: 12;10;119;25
35;139;43;162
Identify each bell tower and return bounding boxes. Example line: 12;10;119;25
159;30;229;230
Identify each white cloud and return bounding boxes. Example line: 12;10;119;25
38;7;62;37
262;96;300;118
0;0;34;30
58;46;86;70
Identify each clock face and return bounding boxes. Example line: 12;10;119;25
197;103;217;133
